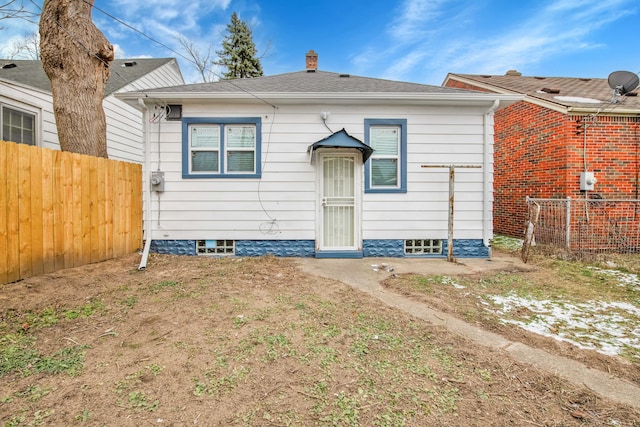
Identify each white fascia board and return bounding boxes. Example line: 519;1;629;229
116;90;522;110
0;77;52;96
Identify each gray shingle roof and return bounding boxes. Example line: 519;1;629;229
448;72;640;110
140;70;475;94
0;58;175;95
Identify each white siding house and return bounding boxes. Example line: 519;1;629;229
0;58;184;162
118;52;520;259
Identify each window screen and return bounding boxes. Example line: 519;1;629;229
189;125;220;173
226;125;256;173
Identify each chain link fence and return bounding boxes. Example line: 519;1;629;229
524;197;640;259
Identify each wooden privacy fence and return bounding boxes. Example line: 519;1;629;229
0;140;142;285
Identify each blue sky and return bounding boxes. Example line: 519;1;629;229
2;0;639;85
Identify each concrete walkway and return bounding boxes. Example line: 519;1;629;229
294;253;640;410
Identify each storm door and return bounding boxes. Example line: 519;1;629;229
319;154;359;251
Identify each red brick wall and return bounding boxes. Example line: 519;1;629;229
445;80;492;92
570;116;640;198
493;103;572;236
444;78;640;238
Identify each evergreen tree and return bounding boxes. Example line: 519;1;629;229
216;12;263;79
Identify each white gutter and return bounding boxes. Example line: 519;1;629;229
116;91;523;105
137;98;152;270
567;106;640;115
483;99;500;252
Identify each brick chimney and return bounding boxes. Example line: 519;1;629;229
306;50;318;72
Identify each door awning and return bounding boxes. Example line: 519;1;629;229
307;129;374;163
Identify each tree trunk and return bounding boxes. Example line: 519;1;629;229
39;0;114;158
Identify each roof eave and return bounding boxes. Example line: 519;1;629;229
116;91;522;109
0;76;52;96
566;106;640;115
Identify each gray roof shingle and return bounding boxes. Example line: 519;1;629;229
0;58;176;95
448;72;640;110
140;70;476;95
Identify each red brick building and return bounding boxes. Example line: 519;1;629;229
443;71;640;238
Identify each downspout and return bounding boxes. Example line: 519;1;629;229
138;98;152;270
483;99;500;253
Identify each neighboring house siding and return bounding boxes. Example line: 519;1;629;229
0;83;59;149
116;61;184;93
105;61;185;163
144;102;491;243
103;96;144;162
1;60;184;163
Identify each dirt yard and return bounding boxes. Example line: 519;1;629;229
1;251;639;426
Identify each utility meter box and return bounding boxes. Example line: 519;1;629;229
150;171;165;192
580;171;597;191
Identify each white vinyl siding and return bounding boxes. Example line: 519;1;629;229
143;103;492;243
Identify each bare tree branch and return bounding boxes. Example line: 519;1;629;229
175;34;218;83
6;31;40;59
0;0;38;28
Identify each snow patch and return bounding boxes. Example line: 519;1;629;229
488;293;640;357
588;267;640;290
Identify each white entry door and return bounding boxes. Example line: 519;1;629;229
319;154;359;251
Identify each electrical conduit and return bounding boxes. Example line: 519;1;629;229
138;98;152;270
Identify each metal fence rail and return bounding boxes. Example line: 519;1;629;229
526;197;640;256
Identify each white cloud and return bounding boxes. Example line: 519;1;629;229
368;0;638;83
112;43;125;58
382;50;429;81
387;0;447;42
444;0;636;75
106;0;230;34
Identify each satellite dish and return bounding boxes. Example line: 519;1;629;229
608;71;640;95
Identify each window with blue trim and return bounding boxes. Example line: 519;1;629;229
364;119;407;193
182;117;261;178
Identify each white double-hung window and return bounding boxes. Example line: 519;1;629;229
370;126;400;187
190;125;220;172
183;117;261;178
364;118;407;193
225;125;256;173
1;104;36;146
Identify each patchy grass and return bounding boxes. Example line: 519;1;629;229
385;245;640;365
1;253;639;426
